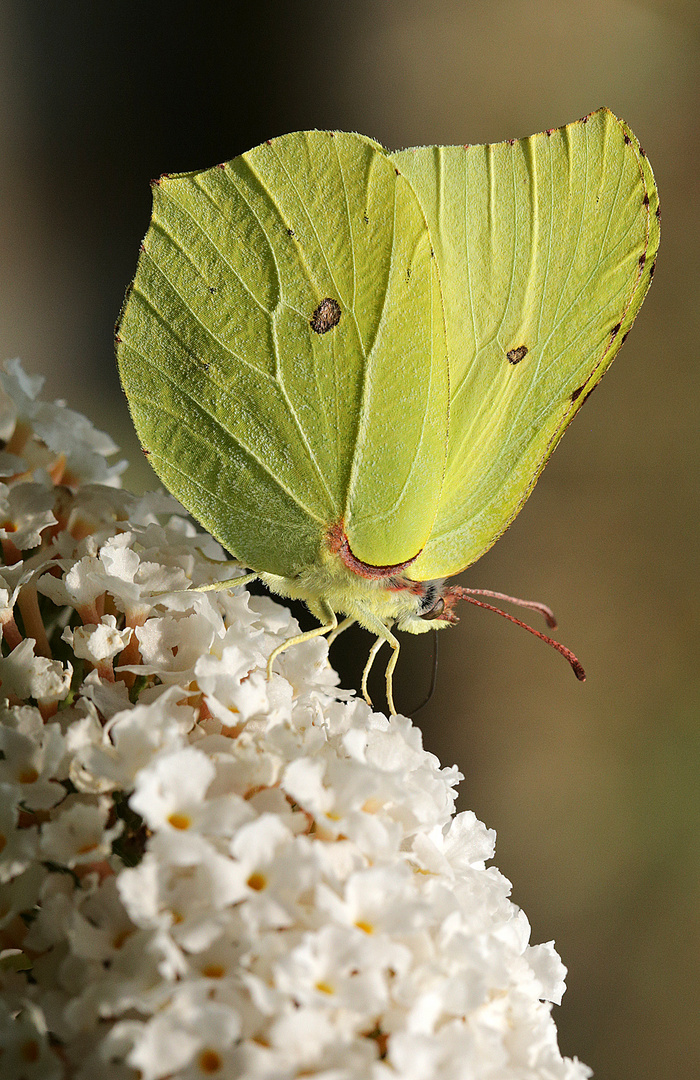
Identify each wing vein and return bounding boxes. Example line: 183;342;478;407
125;344;326;524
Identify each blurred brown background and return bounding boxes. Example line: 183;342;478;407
1;1;698;1076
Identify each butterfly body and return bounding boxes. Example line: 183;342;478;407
257;521;444;631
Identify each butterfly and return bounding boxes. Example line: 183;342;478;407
116;107;658;713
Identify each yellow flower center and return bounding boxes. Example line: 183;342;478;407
167;812;192;830
198;1049;223;1073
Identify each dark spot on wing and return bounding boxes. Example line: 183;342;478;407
643;193;650;208
624;133;631;145
507;345;528;365
639;253;646;268
610;323;621;338
406;267;411;280
395;167;400;176
571;385;585;401
508;138;515;146
656;204;661;220
639;145;646;158
310;298;341;334
142;447;151;457
209;286;216;293
217;162;226;170
363;212;369;225
621;331;629;344
581;114;590;124
649;260;656;279
202;362;210;372
286;227;295;237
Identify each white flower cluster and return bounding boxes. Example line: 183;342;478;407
0;360;591;1079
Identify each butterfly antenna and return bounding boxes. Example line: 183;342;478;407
460;588;558;628
451;588;585;681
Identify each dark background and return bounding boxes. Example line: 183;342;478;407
1;2;698;1076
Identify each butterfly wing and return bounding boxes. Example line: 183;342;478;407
117;131;449;578
391;108;659;581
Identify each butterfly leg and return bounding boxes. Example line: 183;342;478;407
266;601;338;681
191;571;259;593
327;616;355;646
361;636;386;708
351;606;400;715
384;635;401;716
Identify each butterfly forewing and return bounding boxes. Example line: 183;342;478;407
392;108;659;581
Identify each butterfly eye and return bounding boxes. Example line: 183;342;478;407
420;596;445;621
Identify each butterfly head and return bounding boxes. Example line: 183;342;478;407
394;578;460;633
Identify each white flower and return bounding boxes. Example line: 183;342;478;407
0;481;57;550
117;832;249;952
134;611;218;681
23;870;82;952
0;862;46;933
273;923;392;1016
0;708;67;808
526;941;569;1006
193;628;271;723
39;796;123;867
0;999;63;1080
63;615;133;666
229;814;321;932
411;810;497;876
0;638;72;706
0;361;592;1080
0;782;39;882
0;561;36;645
129;746;252;842
0;356;125;485
113;985;242;1080
70;686;196;791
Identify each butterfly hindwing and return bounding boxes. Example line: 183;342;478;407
117;131;448;577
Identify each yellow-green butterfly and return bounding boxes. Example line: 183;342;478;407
116;107;659;713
